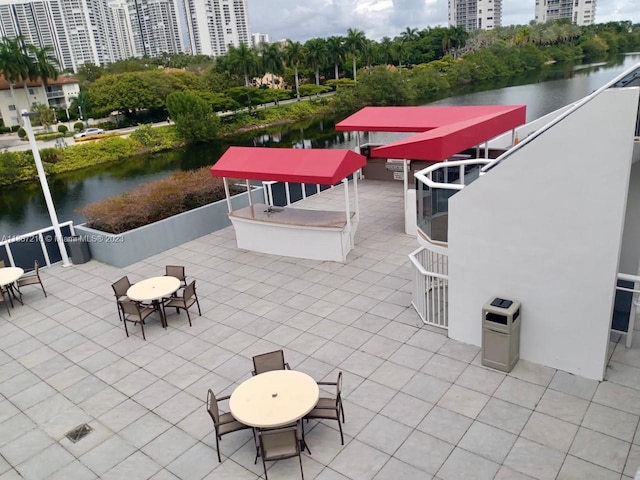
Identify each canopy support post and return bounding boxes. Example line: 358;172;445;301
403;159;409;217
343;178;353;249
354;173;360;223
355;131;361;155
484;141;489;159
223;177;233;213
246;179;253;206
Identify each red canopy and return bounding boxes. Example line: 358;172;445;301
210;147;366;184
335;105;526;161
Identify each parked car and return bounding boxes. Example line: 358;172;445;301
73;128;105;139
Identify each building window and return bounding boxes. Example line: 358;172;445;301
28;88;35;95
8;105;16;111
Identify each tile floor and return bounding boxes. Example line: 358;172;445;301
1;180;640;479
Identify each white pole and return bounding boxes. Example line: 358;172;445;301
22;110;70;267
246;179;253;206
343;179;353;249
223;177;232;212
353;172;360;223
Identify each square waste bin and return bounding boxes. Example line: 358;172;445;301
67;235;91;264
482;297;521;372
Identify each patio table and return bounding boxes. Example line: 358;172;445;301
229;370;319;429
127;276;180;328
0;267;24;307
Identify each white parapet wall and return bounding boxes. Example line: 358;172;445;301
447;87;640;380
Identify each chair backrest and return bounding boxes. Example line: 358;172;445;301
336;371;343;404
119;300;141;317
166;265;186;282
184;280;196;301
34;260;40;276
259;426;299;460
112;276;131;298
206;389;220;425
253;350;286;375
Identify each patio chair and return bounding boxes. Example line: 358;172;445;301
162;280;200;326
207;389;253;463
257;425;304;480
111;275;132;322
16;260;46;299
252;349;290;376
165;265;187;293
0;286;11;316
304;371;345;445
119;299;156;340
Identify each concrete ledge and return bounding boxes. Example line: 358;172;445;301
76;189;263;268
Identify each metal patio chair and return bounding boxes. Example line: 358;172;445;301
304;371;345;444
206;389;252;463
111;275;132;322
16;260;46;299
165;265;187;294
257;425;304;480
162;280;200;326
119;299;156;340
252;349;290;376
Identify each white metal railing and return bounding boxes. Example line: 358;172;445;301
615;272;640;348
414;158;492;191
409;246;449;328
1;221;75;268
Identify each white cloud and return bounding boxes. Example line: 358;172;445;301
247;0;640;42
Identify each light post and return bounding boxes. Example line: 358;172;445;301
21;110;71;267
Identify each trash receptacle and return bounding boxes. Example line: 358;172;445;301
67;235;91;264
482;297;521;372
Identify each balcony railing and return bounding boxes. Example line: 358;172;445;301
414;159;491;244
1;221;75;269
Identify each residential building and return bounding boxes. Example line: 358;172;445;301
535;0;596;25
0;0;136;71
0;75;80;126
448;0;501;31
251;32;269;48
181;0;251;57
126;0;182;57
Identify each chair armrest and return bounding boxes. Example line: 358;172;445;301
284;363;291;370
317;381;337;386
217;395;231;402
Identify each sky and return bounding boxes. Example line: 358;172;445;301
246;0;640;42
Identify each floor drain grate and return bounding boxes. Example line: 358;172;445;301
65;423;93;443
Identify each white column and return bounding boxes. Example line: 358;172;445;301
22;111;70;267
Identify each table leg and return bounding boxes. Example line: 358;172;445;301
9;284;23;305
155;300;167;328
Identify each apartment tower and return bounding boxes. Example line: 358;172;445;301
448;0;501;31
181;0;251;57
535;0;596;26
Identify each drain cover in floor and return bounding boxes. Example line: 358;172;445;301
65;423;93;443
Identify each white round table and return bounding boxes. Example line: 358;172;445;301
0;267;24;308
127;276;180;328
0;267;23;287
229;370;320;428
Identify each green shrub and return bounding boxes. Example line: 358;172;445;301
0;127;10;134
166;91;219;143
10;125;20;132
57;125;68;134
325;80;354;90
34;132;63;141
17;127;26;139
73;121;84;131
40;148;62;164
79;168;240;233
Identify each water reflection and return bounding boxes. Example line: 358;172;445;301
1;54;639;236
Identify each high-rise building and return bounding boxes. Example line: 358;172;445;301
251;33;269;48
0;0;136;71
448;0;501;31
126;0;182;57
181;0;251;57
535;0;596;26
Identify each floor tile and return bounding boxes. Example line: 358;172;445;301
102;451;162;480
520;411;578;452
16;443;75;479
422;354;467;383
493;377;545;410
548;370;599;401
356;414;412;455
437;385;490;419
569;427;630;473
582;402;639;442
504;437;566;480
509;360;556;387
458;421;517;463
79;434;137;476
348;379;396;412
394;430;453;475
557;455;620;480
535;389;590;425
329;440;390;479
437;447;500;480
455;364;505;396
401;372;451;404
373;457;431;480
379;392;432;428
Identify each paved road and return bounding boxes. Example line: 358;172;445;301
0;91;336;153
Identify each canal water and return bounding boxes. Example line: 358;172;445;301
2;53;639;236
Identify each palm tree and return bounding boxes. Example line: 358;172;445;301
304;38;327;85
400;27;419;43
227;43;256;86
27;44;59;92
260;43;283;89
284;40;305;99
0;39;21;120
378;36;393;65
344;28;366;81
326;36;344;80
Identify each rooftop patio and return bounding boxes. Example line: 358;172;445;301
1;179;640;479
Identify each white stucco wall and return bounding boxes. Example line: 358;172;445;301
447;87;639;380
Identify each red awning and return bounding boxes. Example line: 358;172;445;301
210;147;366;184
334;105;526;161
